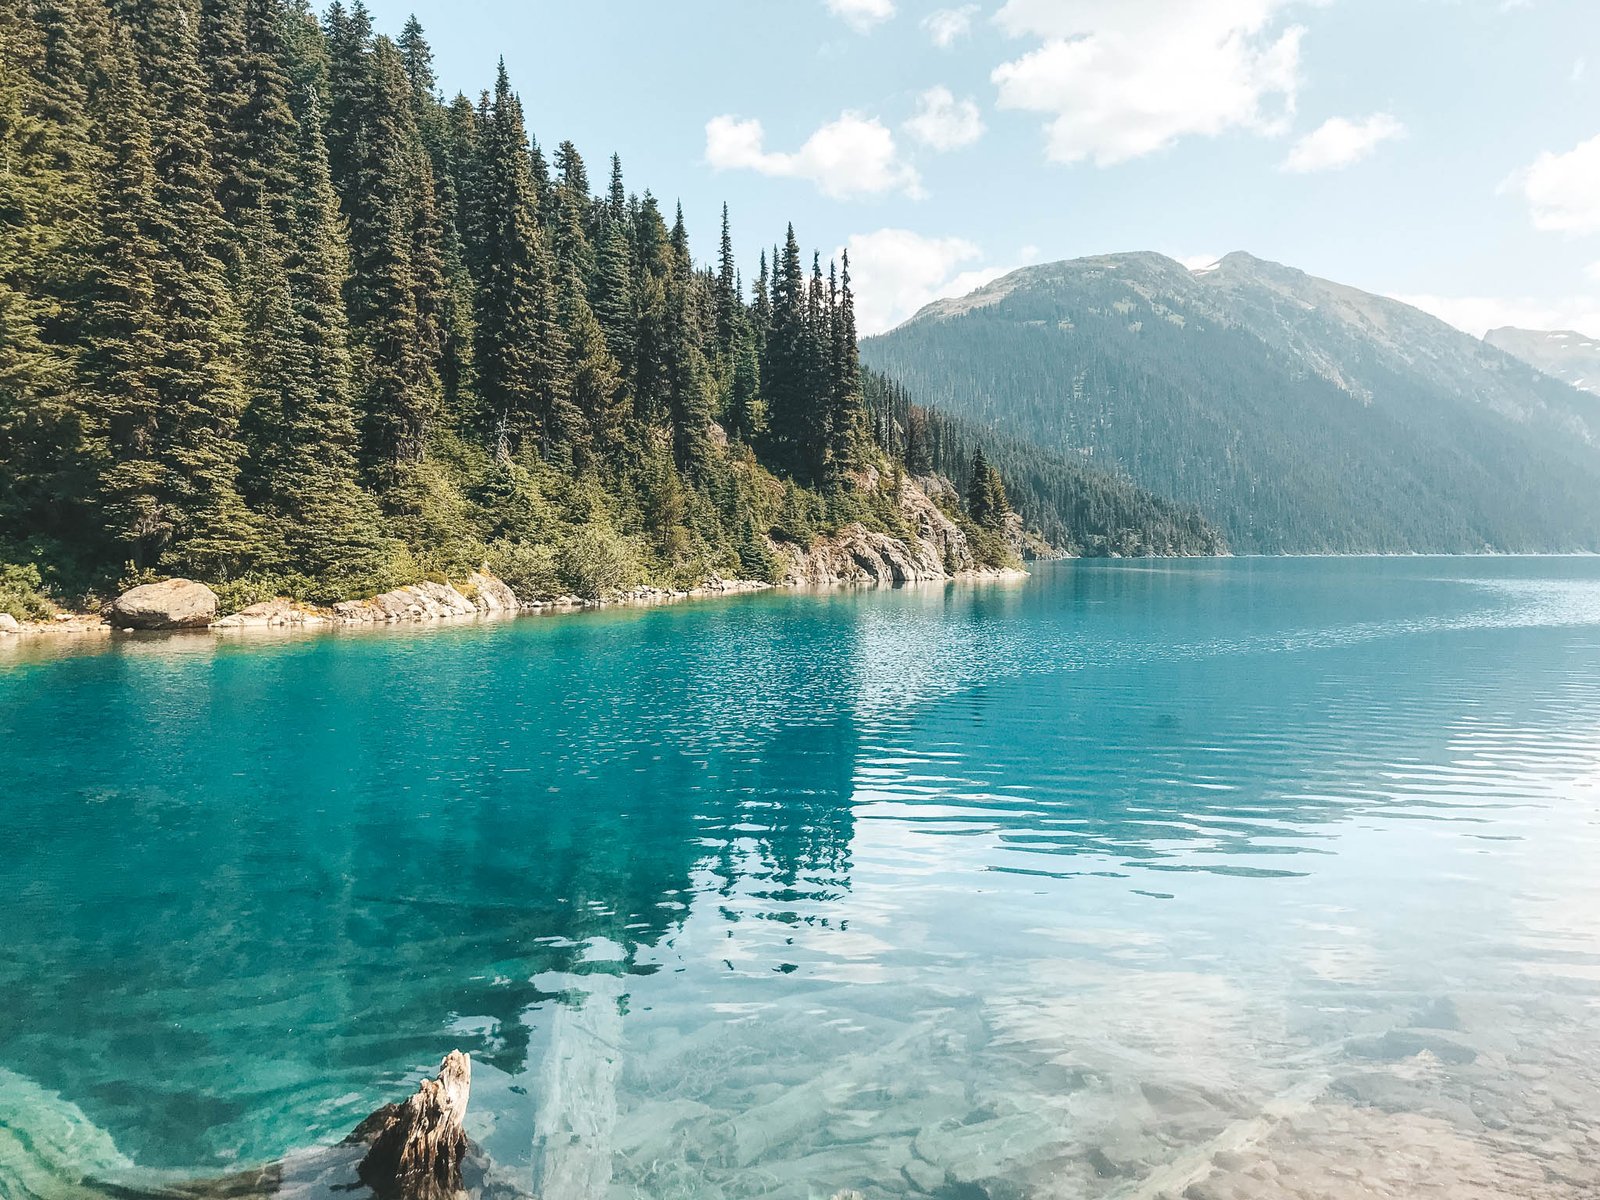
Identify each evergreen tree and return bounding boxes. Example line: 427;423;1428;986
473;61;572;458
94;2;259;573
320;0;370;208
592;217;633;369
240;88;387;583
713;204;735;346
340;34;441;475
827;251;864;485
763;224;821;481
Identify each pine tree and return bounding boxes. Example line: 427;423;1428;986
714;201;739;355
591;217;634;372
763;224;821;482
320;0;370;208
827;251;864;485
474;61;573;458
94;3;259;573
0;0;106;553
240;88;387;584
339;34;441;476
966;447;1008;528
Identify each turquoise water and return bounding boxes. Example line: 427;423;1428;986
4;558;1600;1199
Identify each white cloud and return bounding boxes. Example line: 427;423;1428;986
825;0;895;32
1282;113;1405;173
840;229;1012;333
1516;134;1600;234
1586;261;1600;283
922;5;979;47
991;0;1304;166
904;87;986;151
705;113;921;200
1392;292;1600;339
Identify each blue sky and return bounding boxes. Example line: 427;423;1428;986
362;0;1600;335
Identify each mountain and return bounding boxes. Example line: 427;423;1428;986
861;252;1600;554
1485;327;1600;397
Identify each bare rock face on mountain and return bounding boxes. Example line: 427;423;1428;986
1485;326;1600;397
771;475;1015;586
863;251;1600;554
110;579;219;630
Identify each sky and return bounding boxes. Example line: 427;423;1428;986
361;0;1600;336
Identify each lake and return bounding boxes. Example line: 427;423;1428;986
3;557;1599;1200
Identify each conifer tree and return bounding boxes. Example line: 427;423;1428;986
95;2;259;573
474;61;573;458
337;34;442;475
320;0;370;207
827;252;865;485
763;224;818;481
714;202;739;354
241;88;387;583
592;217;634;369
0;0;106;551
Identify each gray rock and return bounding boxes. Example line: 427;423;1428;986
0;613;18;634
110;579;218;630
466;571;519;614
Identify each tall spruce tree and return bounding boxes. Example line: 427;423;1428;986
337;33;441;476
240;88;387;584
473;61;573;458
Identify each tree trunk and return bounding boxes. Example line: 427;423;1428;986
345;1051;472;1200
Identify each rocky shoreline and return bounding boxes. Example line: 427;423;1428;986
0;474;1039;641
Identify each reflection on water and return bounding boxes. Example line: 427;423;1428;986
3;558;1600;1199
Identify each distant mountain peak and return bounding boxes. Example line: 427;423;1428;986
863;250;1600;554
1485;326;1600;397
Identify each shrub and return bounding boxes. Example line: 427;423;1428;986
559;525;643;600
0;562;54;621
487;540;562;602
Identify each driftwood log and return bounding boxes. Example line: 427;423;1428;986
134;1052;497;1200
344;1052;472;1200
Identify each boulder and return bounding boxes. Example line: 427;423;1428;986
466;571;519;615
0;613;18;634
110;579;218;630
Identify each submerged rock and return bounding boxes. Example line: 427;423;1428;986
110;579;219;630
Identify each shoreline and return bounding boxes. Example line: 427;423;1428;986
0;564;1033;643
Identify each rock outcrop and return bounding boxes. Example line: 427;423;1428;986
109;579;219;630
211;599;329;630
772;474;1023;587
0;613;18;635
329;572;523;625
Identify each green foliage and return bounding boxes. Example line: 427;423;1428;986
0;561;53;620
0;3;1212;612
864;370;1226;558
486;538;559;602
558;523;642;600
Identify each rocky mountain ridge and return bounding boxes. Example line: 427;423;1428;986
864;251;1600;553
1484;326;1600;398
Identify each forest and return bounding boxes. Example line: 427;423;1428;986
0;0;1219;621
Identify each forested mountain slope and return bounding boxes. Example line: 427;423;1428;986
863;372;1225;558
862;252;1600;553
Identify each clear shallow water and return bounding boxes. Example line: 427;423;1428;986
3;557;1600;1200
